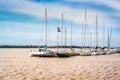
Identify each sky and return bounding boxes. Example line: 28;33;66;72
0;0;120;47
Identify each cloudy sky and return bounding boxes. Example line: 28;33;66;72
0;0;120;47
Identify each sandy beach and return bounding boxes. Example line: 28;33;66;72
0;48;120;80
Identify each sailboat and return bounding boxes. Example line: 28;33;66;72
92;14;102;55
101;23;105;54
31;8;54;57
102;25;113;54
56;27;70;58
101;23;107;55
69;19;77;56
106;27;112;54
56;13;70;58
80;8;92;56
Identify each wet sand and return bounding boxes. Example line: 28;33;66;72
0;48;120;80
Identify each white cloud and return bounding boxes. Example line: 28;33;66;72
0;0;117;26
66;0;120;11
66;0;120;19
0;21;41;37
95;0;120;11
0;0;119;46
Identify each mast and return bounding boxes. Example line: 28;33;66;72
82;22;84;48
108;27;110;50
110;27;112;48
48;22;51;46
57;29;58;52
71;20;73;48
61;13;64;48
57;27;59;52
90;32;92;48
45;8;47;49
108;27;112;50
84;8;87;49
103;23;105;48
96;14;98;48
65;27;67;51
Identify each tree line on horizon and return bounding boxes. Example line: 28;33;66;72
0;45;119;48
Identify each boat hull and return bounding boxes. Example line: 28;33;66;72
30;49;56;57
80;49;92;56
56;53;70;58
80;52;92;56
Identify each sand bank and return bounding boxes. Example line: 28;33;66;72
0;48;120;80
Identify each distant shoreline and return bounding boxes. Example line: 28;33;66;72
0;45;120;48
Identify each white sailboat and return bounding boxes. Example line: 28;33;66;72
69;20;77;56
92;14;103;55
101;26;113;54
56;13;70;58
80;8;92;56
106;27;112;54
101;23;106;55
30;8;53;57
